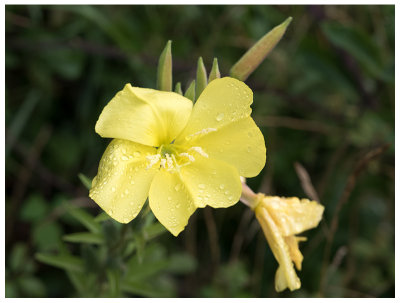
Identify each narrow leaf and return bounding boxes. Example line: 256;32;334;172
208;58;221;82
67;206;101;234
184;80;196;101
35;253;84;272
156;40;172;91
230;16;292;81
94;211;111;222
78;173;92;190
195;57;207;100
174;82;183;95
63;232;104;244
106;269;120;297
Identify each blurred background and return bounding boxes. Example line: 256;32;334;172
5;5;394;298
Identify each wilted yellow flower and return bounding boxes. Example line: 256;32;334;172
90;77;266;236
254;195;324;291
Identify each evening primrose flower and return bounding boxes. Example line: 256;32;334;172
90;77;266;236
254;195;324;291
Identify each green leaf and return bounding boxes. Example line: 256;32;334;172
18;276;46;297
321;21;386;80
35;253;84;272
208;58;221;82
174;82;183;95
63;232;104;244
121;280;170;298
157;40;172;91
32;221;63;251
67;206;101;234
78;173;92;190
166;253;197;274
94;211;111;222
184;80;196;101
9;243;28;272
142;222;166;240
20;194;49;223
106;269;120;297
195;57;207;100
6;90;40;157
66;270;87;296
230;16;292;81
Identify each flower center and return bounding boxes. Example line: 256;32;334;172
145;143;209;172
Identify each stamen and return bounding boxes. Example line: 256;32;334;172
160;158;166;168
165;153;174;169
146;154;161;169
179;152;195;162
189;146;209;158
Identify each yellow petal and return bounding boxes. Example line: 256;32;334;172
95;84;193;147
89;139;157;223
185;117;266;177
149;170;197;237
255;205;301;292
180;156;242;208
176;77;254;143
263;196;324;237
285;236;306;271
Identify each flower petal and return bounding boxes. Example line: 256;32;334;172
95;84;193;147
263;196;324;237
89;139;158;223
184;117;266;177
176;77;254;143
180;156;242;208
255;205;301;292
149;170;196;237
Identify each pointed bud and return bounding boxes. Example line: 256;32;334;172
184;80;196;101
230;17;292;81
157;40;172;91
174;82;183;95
195;57;207;100
208;58;221;83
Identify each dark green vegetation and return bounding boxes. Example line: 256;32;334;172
5;5;394;298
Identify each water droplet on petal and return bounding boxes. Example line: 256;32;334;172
219;184;225;190
121;155;129;161
198;183;206;189
216;113;224;121
225;190;230;195
125;189;129;194
175;184;181;191
111;187;116;192
168;196;172;201
130;180;135;185
228;196;233;201
176;204;180;209
134;151;141;157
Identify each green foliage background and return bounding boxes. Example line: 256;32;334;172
5;5;394;298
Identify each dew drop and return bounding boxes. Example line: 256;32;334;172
176;204;180;209
225;190;230;195
121;155;129;161
134;151;141;157
216;113;224;121
219;184;225;190
228;196;233;201
109;209;114;215
111;187;116;192
168;196;172;201
130;180;135;185
125;189;129;194
175;184;181;191
198;183;206;189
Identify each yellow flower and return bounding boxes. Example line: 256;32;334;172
90;77;266;236
254;195;324;291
